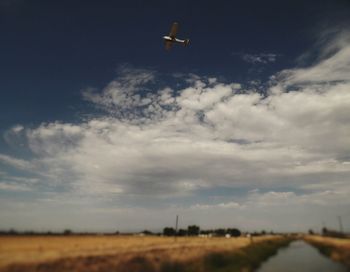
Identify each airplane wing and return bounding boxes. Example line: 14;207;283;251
164;40;172;50
169;22;178;38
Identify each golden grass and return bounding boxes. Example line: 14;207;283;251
0;235;278;269
304;235;350;268
304;235;350;249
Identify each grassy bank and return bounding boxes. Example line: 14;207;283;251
304;235;350;269
183;236;294;272
1;235;294;272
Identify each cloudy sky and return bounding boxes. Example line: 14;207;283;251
1;0;350;233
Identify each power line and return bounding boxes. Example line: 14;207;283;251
338;215;344;233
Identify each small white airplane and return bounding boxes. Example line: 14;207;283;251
163;22;190;50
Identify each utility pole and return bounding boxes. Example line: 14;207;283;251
337;216;344;233
174;215;179;242
321;221;326;235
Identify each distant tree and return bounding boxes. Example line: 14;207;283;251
115;231;120;235
308;229;314;235
163;227;176;236
142;230;153;235
187;225;200;236
227;228;241;237
200;230;212;235
261;230;266;235
8;229;18;235
214;228;226;236
177;229;187;236
63;229;72;235
322;227;328;236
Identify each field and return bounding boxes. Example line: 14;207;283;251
304;235;350;269
0;235;291;272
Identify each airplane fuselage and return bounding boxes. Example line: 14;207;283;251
163;22;190;49
163;36;186;44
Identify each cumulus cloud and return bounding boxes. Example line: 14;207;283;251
82;66;159;119
1;31;350;231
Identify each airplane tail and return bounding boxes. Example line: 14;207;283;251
184;39;190;46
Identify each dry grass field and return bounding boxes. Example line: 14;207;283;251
304;235;350;269
0;235;284;271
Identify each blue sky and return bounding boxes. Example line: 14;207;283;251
1;0;350;232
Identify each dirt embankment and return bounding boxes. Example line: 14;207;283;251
304;235;350;269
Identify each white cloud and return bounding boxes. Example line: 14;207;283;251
279;31;350;85
82;66;157;119
1;31;350;231
191;201;241;210
0;154;33;171
246;189;350;208
2;42;350;197
0;171;39;192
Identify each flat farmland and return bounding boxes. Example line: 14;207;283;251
0;235;282;271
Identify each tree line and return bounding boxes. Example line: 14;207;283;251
162;225;242;237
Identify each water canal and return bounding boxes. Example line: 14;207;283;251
257;240;347;272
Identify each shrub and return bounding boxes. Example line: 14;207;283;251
163;227;176;236
187;225;200;236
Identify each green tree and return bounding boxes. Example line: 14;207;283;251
214;228;226;236
177;229;187;236
187;225;200;236
63;229;72;235
163;227;176;236
228;228;241;237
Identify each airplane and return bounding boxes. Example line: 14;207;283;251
163;22;190;50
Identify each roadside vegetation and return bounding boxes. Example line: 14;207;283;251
0;234;294;272
182;236;294;272
304;235;350;269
